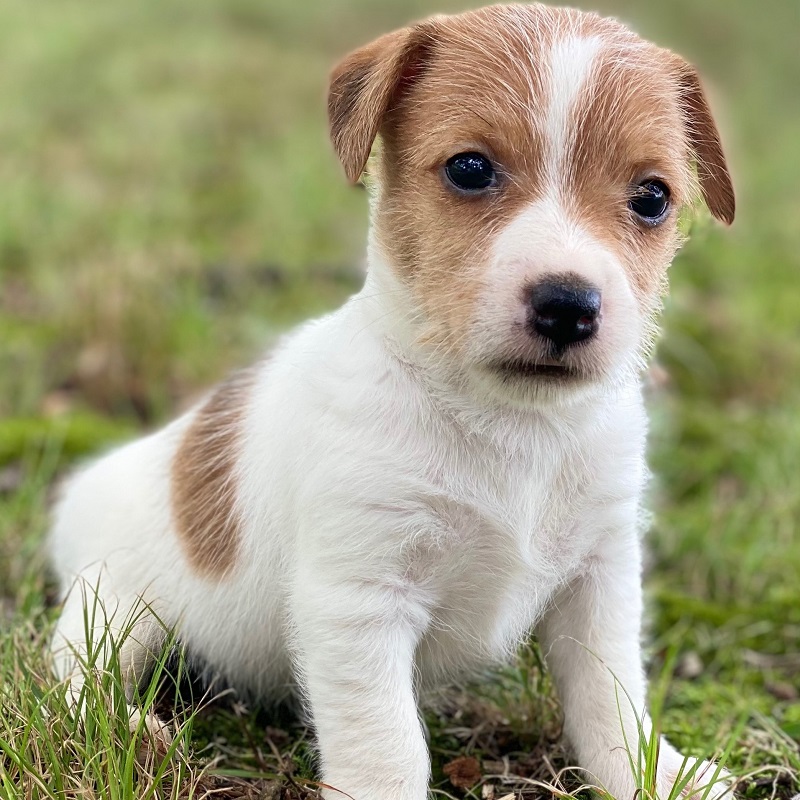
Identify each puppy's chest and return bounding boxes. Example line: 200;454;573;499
403;438;606;666
414;435;603;593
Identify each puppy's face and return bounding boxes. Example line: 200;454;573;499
329;4;734;404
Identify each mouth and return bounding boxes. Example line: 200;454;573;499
491;359;578;380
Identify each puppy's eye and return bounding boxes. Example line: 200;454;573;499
629;180;670;223
445;152;496;192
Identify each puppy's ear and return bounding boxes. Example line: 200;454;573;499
674;59;735;224
328;25;432;183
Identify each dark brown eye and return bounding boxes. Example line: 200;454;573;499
445;152;496;192
629;180;670;223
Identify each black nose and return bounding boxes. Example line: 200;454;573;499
528;280;601;348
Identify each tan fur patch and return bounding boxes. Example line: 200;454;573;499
328;4;733;353
171;369;253;578
566;30;694;301
565;28;733;301
672;60;735;225
328;27;433;184
374;7;560;354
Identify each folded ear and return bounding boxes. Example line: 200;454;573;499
328;25;432;183
674;60;735;224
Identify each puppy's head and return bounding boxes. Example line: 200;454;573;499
328;4;734;404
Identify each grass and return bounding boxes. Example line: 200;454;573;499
1;0;799;797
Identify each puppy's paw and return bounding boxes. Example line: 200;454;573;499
128;707;175;760
657;748;733;800
587;740;733;800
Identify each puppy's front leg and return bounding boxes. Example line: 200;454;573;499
292;569;431;800
538;528;724;799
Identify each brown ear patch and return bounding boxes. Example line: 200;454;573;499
171;369;254;579
327;25;434;183
674;61;735;224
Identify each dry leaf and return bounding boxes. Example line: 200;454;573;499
444;755;482;789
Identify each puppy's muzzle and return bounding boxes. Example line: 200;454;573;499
527;278;601;349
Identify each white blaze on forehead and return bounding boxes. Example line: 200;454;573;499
543;34;603;185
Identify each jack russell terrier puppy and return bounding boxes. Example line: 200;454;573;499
49;4;735;799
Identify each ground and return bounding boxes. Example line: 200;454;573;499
0;0;799;798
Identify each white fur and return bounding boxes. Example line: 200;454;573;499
49;291;722;800
468;196;644;392
48;21;728;800
544;34;603;185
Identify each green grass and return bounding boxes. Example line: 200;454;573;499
1;0;799;797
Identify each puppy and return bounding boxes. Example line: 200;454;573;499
49;4;735;799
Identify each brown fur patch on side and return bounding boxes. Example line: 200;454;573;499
171;369;254;579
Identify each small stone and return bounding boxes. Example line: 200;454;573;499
0;464;23;494
1;598;14;621
264;726;290;745
40;390;74;418
675;651;704;680
766;681;798;701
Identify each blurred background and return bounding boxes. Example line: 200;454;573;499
0;0;798;795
